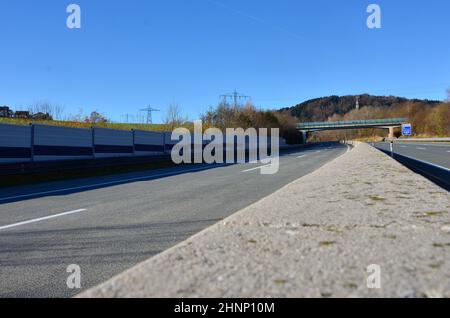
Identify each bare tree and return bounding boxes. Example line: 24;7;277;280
447;88;450;102
65;108;85;122
28;101;65;120
164;103;187;131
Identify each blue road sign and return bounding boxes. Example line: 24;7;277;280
402;124;412;136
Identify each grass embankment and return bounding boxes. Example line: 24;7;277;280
0;118;175;132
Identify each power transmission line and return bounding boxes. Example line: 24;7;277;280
121;114;132;123
140;106;160;124
220;90;251;108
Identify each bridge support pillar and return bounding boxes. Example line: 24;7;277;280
301;131;308;144
388;127;395;139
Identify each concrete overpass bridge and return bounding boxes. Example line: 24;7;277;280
297;118;408;140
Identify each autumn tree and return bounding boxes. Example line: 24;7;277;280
201;102;303;144
85;111;109;124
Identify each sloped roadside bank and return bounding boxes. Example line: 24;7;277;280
79;143;450;298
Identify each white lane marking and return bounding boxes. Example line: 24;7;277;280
316;150;321;153
416;147;427;150
447;150;450;153
297;155;306;158
400;146;407;148
0;209;87;231
0;165;227;202
242;164;271;173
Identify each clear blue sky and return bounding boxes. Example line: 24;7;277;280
1;0;449;122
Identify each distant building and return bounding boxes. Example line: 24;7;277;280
14;111;31;119
32;112;53;121
1;108;53;120
0;106;13;118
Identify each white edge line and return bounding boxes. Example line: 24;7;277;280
0;209;87;231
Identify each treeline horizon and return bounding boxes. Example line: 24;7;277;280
2;92;449;142
201;102;303;144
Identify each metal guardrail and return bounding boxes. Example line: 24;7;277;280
387;138;450;143
375;147;450;191
297;118;407;129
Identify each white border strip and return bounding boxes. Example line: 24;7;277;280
0;209;87;231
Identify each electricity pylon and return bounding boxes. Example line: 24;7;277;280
220;90;251;108
140;106;160;125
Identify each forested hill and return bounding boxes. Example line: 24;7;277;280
280;94;441;122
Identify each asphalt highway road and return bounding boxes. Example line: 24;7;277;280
373;142;450;169
0;143;348;298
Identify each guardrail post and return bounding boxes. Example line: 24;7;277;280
132;129;136;156
30;124;35;163
163;132;166;155
91;127;96;159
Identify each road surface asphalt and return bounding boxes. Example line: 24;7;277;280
0;142;347;298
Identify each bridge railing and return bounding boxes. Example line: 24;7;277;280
298;118;407;129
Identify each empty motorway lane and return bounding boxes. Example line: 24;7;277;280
0;143;348;298
373;142;450;169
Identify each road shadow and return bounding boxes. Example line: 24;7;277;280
0;143;340;204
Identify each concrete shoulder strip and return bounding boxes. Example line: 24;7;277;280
78;142;450;298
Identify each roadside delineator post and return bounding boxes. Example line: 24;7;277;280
390;141;394;158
